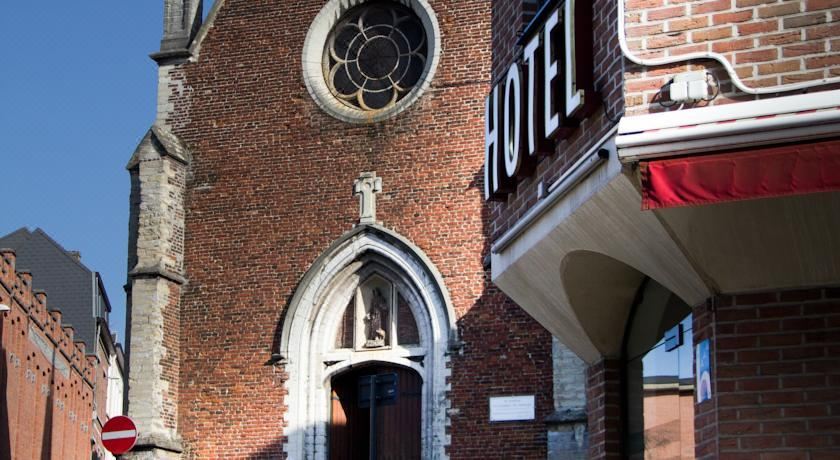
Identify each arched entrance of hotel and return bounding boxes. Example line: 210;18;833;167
330;364;422;460
559;251;699;457
623;279;695;459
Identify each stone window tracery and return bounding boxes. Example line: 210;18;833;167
334;299;355;349
397;292;420;346
325;2;427;112
302;0;441;123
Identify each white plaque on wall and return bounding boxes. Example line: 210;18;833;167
489;395;535;422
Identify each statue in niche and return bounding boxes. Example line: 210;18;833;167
364;288;389;348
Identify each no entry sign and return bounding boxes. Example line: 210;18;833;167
102;416;138;455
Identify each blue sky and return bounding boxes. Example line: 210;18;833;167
1;3;167;342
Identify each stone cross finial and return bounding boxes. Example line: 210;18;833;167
354;172;383;225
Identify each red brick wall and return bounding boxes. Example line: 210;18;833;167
488;0;624;240
162;0;553;457
586;358;623;460
447;289;553;458
586;286;840;459
162;282;181;432
491;0;529;81
624;0;840;115
693;299;719;459
711;286;840;459
0;249;105;459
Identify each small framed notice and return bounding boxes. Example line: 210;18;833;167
489;395;535;422
696;339;712;403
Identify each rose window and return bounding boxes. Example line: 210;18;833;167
324;2;428;112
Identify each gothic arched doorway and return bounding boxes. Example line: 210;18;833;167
279;225;457;458
330;364;421;460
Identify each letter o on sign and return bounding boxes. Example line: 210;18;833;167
504;62;523;179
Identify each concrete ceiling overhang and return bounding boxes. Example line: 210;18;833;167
654;191;840;294
616;92;840;295
491;139;711;364
492;93;840;363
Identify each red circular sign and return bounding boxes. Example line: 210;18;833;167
101;416;138;455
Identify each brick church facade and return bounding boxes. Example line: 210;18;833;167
125;0;840;459
124;1;577;459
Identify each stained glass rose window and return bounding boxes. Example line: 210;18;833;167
324;2;428;112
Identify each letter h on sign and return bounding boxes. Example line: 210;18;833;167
484;0;598;202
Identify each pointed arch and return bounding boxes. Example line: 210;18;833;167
279;224;457;459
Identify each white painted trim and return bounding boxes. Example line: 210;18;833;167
616;0;840;95
619;118;840;161
491;126;618;254
618;90;840;134
616;90;840;161
101;430;137;441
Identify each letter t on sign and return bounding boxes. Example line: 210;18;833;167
354;172;383;225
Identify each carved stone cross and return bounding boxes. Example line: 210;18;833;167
354;172;383;225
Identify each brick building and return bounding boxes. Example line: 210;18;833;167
486;0;840;459
0;244;122;459
123;0;578;459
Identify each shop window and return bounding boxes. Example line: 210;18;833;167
624;280;695;459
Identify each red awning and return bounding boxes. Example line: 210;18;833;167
640;140;840;210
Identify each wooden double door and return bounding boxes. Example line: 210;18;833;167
329;364;421;460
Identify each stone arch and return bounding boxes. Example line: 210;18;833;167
279;224;457;459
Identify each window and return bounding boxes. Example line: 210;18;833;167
325;1;428;112
302;0;441;123
624;280;695;459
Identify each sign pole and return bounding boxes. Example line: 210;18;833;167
369;380;376;460
359;373;396;460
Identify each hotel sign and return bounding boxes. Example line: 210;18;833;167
484;0;597;201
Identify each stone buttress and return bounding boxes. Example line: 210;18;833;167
123;1;197;458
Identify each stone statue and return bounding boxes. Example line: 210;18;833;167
364;288;389;347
